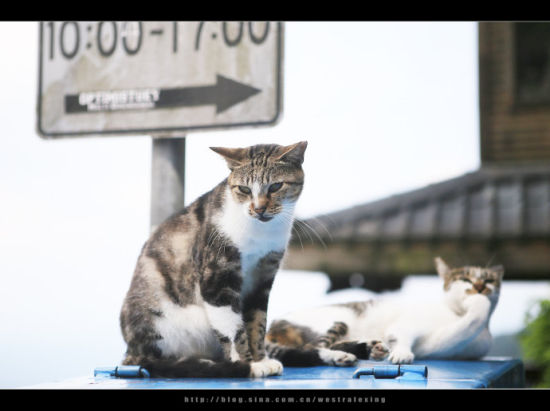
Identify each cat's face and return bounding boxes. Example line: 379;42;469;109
435;257;504;313
211;142;307;222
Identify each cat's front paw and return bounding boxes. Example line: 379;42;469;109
367;340;390;361
250;358;283;378
463;293;491;310
463;294;492;319
388;347;415;364
319;348;358;367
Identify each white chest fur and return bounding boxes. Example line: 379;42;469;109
214;187;295;288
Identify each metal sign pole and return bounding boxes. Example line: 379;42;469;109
150;136;186;233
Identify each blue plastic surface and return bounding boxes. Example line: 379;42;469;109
352;364;428;380
94;365;150;378
25;357;524;389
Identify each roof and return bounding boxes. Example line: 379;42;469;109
295;164;550;244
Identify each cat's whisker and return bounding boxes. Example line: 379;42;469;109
279;211;313;246
208;229;224;251
306;216;334;242
290;217;315;246
206;229;219;250
295;219;327;249
208;228;219;244
295;220;314;245
277;212;304;250
292;227;304;250
215;230;231;260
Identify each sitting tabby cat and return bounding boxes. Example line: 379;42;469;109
120;141;307;378
266;257;503;365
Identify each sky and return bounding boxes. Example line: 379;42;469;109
0;21;489;388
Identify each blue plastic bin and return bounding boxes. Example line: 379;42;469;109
25;356;524;389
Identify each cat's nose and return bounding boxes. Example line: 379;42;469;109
254;205;267;215
473;282;485;293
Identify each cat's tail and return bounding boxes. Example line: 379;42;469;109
138;357;252;378
265;342;327;366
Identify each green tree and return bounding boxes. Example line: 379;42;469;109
520;299;550;388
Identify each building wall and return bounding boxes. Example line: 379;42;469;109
479;22;550;164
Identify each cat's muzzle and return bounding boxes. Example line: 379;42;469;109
252;206;273;222
257;214;274;222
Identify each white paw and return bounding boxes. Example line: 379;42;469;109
366;341;390;361
388;347;415;364
319;348;357;367
463;293;491;310
249;358;283;378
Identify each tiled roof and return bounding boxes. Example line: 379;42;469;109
295;165;550;243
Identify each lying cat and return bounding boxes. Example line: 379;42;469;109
266;257;504;365
120;142;307;378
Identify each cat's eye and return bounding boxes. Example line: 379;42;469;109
485;279;494;283
268;182;283;193
238;186;251;195
461;277;472;283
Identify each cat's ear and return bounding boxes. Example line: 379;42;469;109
210;146;248;170
489;265;505;280
434;257;451;279
274;141;308;165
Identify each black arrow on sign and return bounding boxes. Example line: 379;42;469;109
64;74;262;115
157;74;262;114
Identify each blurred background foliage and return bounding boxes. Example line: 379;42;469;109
520;299;550;388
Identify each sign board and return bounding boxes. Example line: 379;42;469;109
37;22;283;138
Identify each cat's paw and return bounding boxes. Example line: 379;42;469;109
366;340;390;361
319;348;358;366
249;358;283;378
463;293;491;308
463;294;491;317
388;347;415;364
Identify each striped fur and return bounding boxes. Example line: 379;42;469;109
265;318;388;367
266;257;504;366
120;142;307;378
